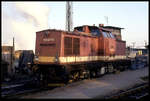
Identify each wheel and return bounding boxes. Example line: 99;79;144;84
34;69;45;87
96;69;101;77
90;71;96;78
120;66;125;71
71;71;80;81
83;70;90;79
100;67;106;76
108;64;114;73
62;74;69;84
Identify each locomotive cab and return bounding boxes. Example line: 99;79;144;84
74;25;116;56
74;25;101;36
99;28;116;56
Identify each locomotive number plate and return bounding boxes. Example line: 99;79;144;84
43;38;55;42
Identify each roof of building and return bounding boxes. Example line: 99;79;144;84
2;46;14;52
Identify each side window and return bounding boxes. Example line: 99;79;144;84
109;33;115;38
91;29;101;36
106;32;111;38
64;37;72;55
102;32;108;38
75;27;83;32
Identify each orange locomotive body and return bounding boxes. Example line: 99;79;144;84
35;29;99;65
34;25;130;85
35;25;125;64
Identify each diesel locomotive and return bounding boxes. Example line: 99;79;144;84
33;24;131;86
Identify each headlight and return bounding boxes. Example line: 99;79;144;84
55;58;58;62
27;62;31;65
54;56;59;62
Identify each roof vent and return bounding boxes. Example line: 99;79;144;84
99;24;104;27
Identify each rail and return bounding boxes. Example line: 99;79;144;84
105;82;149;99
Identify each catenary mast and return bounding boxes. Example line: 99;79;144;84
66;1;73;32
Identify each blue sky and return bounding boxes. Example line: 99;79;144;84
2;1;149;51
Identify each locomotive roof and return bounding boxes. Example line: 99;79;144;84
37;29;68;33
36;25;120;37
74;25;99;29
103;26;124;29
99;27;112;32
36;29;97;38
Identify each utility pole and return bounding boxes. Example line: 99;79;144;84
12;37;15;75
131;42;136;53
132;42;136;48
66;1;73;32
13;37;15;52
104;16;108;26
144;40;147;47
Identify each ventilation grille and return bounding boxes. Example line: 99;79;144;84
64;37;80;56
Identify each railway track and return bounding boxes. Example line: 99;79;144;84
1;84;56;99
2;88;40;99
2;65;147;99
105;82;149;99
1;77;57;99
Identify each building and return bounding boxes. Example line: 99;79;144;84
126;46;148;58
14;50;23;60
1;60;9;81
2;46;14;76
132;48;148;56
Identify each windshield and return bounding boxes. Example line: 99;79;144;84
102;32;108;38
107;33;111;38
109;33;115;38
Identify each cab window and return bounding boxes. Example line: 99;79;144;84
102;32;108;37
106;33;111;38
109;33;115;38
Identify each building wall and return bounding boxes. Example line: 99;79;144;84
2;46;14;76
14;50;23;59
1;60;9;81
